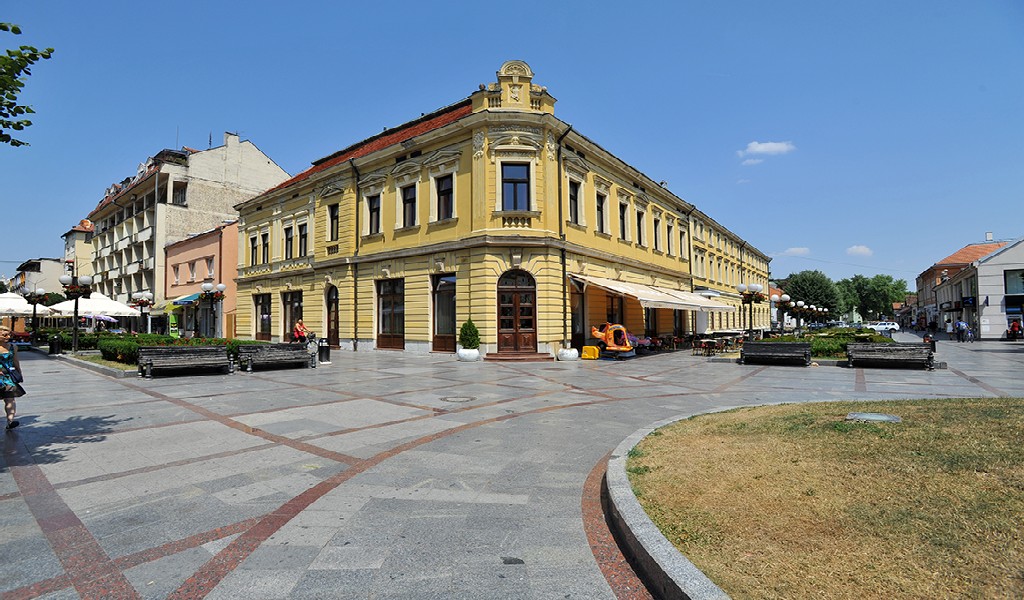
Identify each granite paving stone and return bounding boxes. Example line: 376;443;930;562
1;333;1021;598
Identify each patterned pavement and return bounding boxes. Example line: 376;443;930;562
2;333;1022;599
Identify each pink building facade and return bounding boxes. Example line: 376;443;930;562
163;221;238;338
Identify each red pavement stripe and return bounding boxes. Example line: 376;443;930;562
3;435;141;600
582;453;655;600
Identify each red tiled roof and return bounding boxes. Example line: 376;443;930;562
935;242;1008;266
261;100;474;197
88;164;160;219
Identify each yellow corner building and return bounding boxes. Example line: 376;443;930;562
234;61;770;359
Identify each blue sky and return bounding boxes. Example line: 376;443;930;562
2;1;1022;286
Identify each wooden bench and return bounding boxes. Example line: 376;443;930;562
137;346;232;378
740;341;811;366
237;343;315;372
846;343;934;370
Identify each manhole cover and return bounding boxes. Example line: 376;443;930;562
441;396;474;403
846;412;902;423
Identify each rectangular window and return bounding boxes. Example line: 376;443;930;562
173;265;180;284
402;184;417;228
436;174;453;221
501;163;530;211
653;217;661;251
188;261;196;281
254;293;271;341
298;223;308;256
619;203;628;240
568;180;580;225
284;226;294;260
596;193;606;234
206;257;214;278
261;233;269;264
249;237;258;267
635;209;644;246
367;194;381;235
666;223;674;255
328;204;339;241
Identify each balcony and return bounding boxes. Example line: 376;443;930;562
135;226;153;243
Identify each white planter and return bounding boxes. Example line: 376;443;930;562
557;348;580;361
457;348;481;362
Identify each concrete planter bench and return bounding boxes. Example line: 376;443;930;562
740;341;811;366
238;343;315;372
846;343;934;370
138;346;232;378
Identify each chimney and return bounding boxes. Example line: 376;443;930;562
985;232;993;241
224;132;239;147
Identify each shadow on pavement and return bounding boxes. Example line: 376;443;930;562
1;414;128;471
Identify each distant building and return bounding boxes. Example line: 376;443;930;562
163;221;238;338
61;219;95;281
934;238;1024;339
83;133;288;333
915;240;1008;328
11;258;65;297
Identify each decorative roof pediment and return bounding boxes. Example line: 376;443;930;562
592;174;612;194
563;153;590;180
423;149;462;175
360;169;388;194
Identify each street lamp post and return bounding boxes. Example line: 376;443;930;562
200;282;226;338
21;287;46;344
58;273;93;354
736;283;764;340
131;292;154;334
771;293;791;333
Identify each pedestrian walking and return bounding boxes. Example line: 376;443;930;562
956;318;968;342
0;325;26;430
1009;320;1021;341
945;319;954;340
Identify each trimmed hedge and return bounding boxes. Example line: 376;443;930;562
772;332;893;357
94;335;270;364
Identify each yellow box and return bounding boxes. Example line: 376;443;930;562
581;345;600;360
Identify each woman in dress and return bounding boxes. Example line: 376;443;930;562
0;325;26;430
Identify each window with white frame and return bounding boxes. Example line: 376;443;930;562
426;151;460;223
435;174;453;221
188;261;196;281
653;215;662;251
367;194;381;235
568;180;581;225
635;206;645;247
666;222;674;256
283;226;294;260
206;257;214;278
249;236;258;266
328;204;339;241
618;201;629;240
400;184;417;228
500;162;531;211
595;192;607;234
298;223;308;256
173;264;180;284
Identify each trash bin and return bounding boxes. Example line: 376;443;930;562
318;338;331;364
49;334;62;355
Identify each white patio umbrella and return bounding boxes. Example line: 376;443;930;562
0;292;53;316
51;292;141;317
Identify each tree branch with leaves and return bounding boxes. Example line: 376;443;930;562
1;23;53;147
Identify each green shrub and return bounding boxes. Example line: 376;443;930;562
98;338;140;364
458;319;480;349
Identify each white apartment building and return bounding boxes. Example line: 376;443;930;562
84;133;288;332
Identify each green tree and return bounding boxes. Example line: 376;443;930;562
836;274;908;320
780;270;840;314
1;23;53;147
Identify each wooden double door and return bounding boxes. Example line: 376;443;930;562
497;270;537;354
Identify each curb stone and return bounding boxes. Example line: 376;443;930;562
607;413;731;600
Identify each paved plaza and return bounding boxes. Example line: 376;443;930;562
2;333;1023;599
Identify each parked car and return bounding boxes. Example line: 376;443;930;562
865;321;900;333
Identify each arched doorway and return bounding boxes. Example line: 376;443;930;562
326;285;339;346
497;269;537;354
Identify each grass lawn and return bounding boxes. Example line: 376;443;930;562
627;398;1024;599
75;354;137;371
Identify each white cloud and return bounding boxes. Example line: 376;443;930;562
737;141;797;157
741;158;763;166
736;178;751;184
846;245;873;257
779;247;810;257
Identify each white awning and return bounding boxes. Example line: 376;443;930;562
571;274;703;311
659;289;737;313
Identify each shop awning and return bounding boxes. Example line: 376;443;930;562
171;293;201;306
571;274;704;312
659;289;737;313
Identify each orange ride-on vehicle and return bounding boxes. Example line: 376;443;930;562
590;322;636;359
